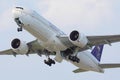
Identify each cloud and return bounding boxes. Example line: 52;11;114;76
38;0;113;33
0;0;115;34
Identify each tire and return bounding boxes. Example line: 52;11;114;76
52;60;55;64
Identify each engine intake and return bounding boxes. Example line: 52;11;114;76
70;30;79;41
11;38;21;49
69;30;88;48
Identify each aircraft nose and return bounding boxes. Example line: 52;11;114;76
12;7;24;18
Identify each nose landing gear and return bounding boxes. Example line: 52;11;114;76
14;18;23;32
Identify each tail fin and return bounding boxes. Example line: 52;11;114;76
91;45;104;62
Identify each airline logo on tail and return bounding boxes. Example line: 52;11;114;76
91;45;104;62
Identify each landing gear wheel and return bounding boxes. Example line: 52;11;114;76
52;60;55;64
44;58;55;66
44;60;51;66
17;27;22;32
48;58;55;64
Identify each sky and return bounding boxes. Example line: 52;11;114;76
0;0;120;80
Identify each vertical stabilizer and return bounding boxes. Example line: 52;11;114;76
91;45;104;62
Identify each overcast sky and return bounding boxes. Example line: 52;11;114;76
0;0;120;80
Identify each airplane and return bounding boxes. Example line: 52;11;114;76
1;6;120;73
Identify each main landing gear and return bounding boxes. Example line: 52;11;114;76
68;55;80;63
17;27;23;32
44;58;55;66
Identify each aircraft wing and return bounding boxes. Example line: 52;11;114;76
0;39;45;56
87;35;120;46
1;35;120;55
58;34;120;52
0;49;15;55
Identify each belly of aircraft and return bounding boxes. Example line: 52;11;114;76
20;15;67;51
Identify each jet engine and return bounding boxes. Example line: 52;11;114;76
69;30;88;48
11;38;29;54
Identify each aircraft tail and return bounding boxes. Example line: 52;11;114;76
91;45;104;62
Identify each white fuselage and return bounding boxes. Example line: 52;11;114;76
12;7;103;72
13;7;67;52
70;51;104;72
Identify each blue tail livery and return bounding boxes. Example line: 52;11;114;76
91;45;104;62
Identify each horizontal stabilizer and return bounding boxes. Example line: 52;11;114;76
99;64;120;69
73;68;88;73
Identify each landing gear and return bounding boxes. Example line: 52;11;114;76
44;58;55;66
68;55;80;63
17;27;22;32
14;18;23;32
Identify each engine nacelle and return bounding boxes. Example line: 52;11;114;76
11;38;29;54
69;30;88;48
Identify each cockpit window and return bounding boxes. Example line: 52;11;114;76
16;7;24;10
